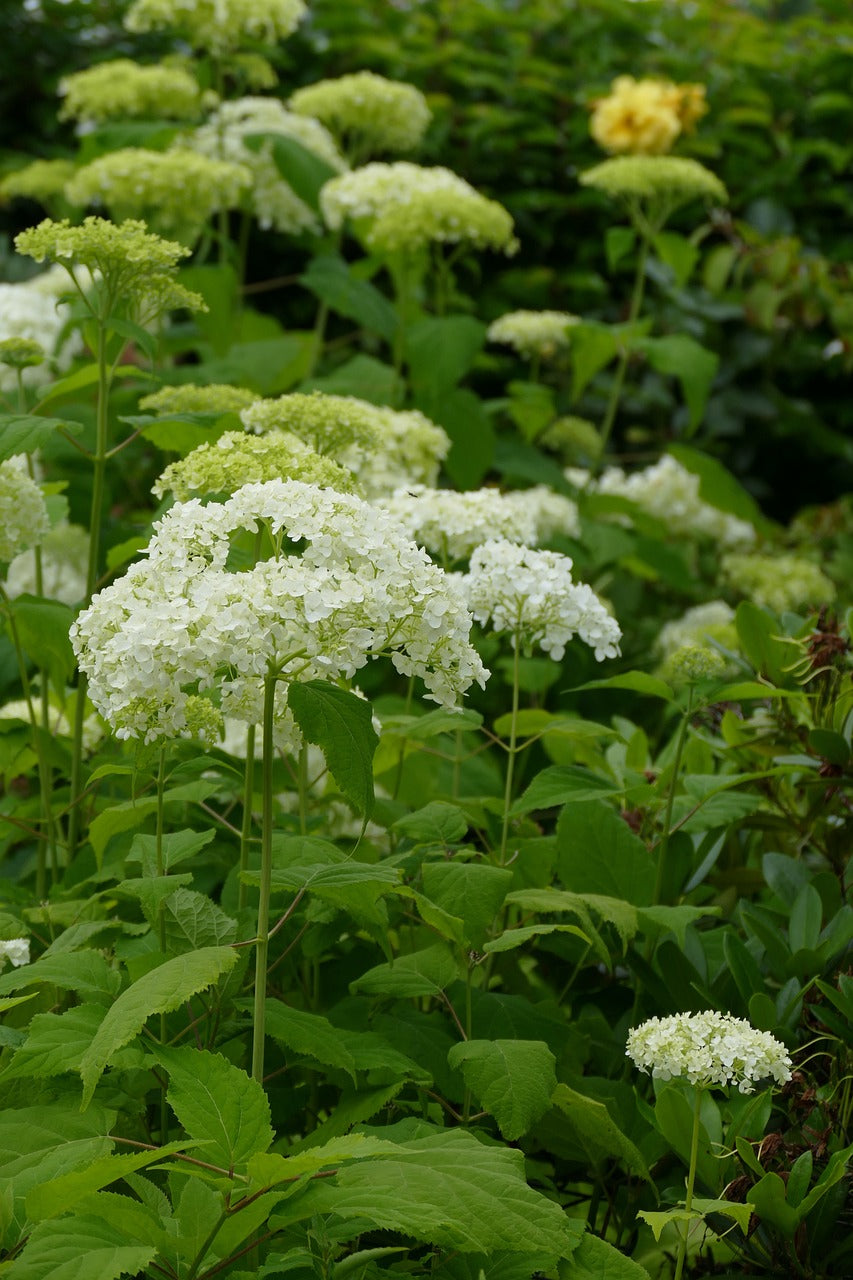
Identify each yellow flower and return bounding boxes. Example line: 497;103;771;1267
590;76;707;156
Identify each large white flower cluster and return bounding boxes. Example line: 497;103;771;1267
626;1011;792;1094
124;0;307;53
463;540;622;662
503;485;580;544
186;98;346;235
0;460;50;563
290;72;432;159
71;480;488;747
487;310;579;361
320;162;518;256
580;456;755;548
0;266;83;392
378;486;537;563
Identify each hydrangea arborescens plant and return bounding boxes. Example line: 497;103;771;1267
124;0;307;53
71;478;489;747
58;58;205;125
290;71;432;162
152;430;358;501
0;460;50;563
487;310;580;362
378;485;538;564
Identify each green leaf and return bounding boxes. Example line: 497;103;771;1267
25;1144;188;1222
636;1207;702;1243
405;315;486;398
556;800;656;906
35;364;145;411
418;386;494;491
570;322;619;402
158;1045;273;1173
509;766;621;817
605;226;637;271
288;681;378;817
447;1039;556;1140
748;1171;801;1236
130;410;239;456
162;888;238;950
507;888;634;964
248;132;339;212
300;255;397;341
808;728;850;765
551;1084;650;1179
735;601;794;686
568;670;675;701
483;923;590;954
264;1000;358;1082
178;263;239;355
79;946;239;1107
291;1125;574;1258
669;444;770;534
640;334;718;432
652;231;699;287
1;1004;104;1081
789;883;822;954
304;353;404;405
506;380;556;443
391;801;468;846
0;414;82;460
561;1230;652;1278
127;827;216;876
87;778;220;864
420;863;512;948
5;596;75;690
248;1134;400;1189
352;943;459;998
0;952;121;1004
4;1216;156;1280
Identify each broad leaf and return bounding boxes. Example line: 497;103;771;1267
1;1004;104;1081
551;1084;650;1179
420;862;512;948
264;1000;358;1081
5;597;75;689
509;766;621;817
288;681;378;817
352;944;459;998
556;800;656;906
561;1231;652;1278
640;333;718;431
158;1046;273;1173
79;946;239;1107
447;1039;556;1140
25;1144;189;1221
0;414;82;460
405;316;486;398
300;255;397;340
4;1216;155;1280
0;952;120;1003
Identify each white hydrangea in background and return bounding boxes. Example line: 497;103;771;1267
124;0;307;53
0;267;85;393
0;939;30;968
0;460;50;563
187;98;346;235
378;486;537;563
627;1011;792;1093
71;479;489;747
0;691;104;753
290;72;432;160
463;540;622;662
575;455;756;548
503;485;580;544
6;522;89;606
721;551;836;614
487;310;579;361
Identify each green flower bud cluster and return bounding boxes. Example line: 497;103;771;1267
152;429;358;501
187;98;346;234
290;72;431;160
65;149;251;243
0;159;76;206
321;162;518;256
15;217;206;322
139;383;259;416
721;551;836;614
242;392;385;458
58;59;204;125
0;337;45;371
656;600;738;684
487;310;580;360
124;0;307;54
580;155;726;233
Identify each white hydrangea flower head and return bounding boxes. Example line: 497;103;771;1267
71;479;488;746
186;98;346;234
463;540;622;662
0;939;30;968
7;521;89;606
124;0;307;53
487;310;580;361
0;689;103;753
0;460;50;563
0;268;84;392
378;486;538;563
503;485;580;544
139;382;259;416
320;161;518;256
58;58;204;125
290;72;432;159
627;1011;792;1093
152;429;357;500
339;406;449;498
580;155;726;205
721;552;836;614
586;456;756;548
65;149;251;244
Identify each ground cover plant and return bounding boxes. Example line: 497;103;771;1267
0;1;850;1277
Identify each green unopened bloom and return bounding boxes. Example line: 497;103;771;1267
124;0;307;54
65;149;251;244
580;155;726;234
290;72;431;160
153;429;358;500
58;59;204;124
139;383;259;416
0;159;76;206
15;217;205;324
0;337;45;371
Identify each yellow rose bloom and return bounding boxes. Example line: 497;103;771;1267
590;76;707;155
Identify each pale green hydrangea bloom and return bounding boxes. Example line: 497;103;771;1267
139;382;259;416
464;540;622;662
379;486;538;564
152;429;357;500
290;72;431;160
7;521;89;605
124;0;307;53
627;1011;792;1093
65;149;251;243
663;643;730;684
580;155;727;233
186;97;346;234
242;392;384;458
321;162;518;256
721;552;836;614
487;310;580;360
656;600;738;683
581;455;756;549
58;59;204;124
71;479;489;746
15;217;205;323
0;159;76;206
0;460;50;562
0;337;45;372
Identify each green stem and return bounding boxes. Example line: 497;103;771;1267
652;688;693;906
185;1209;228;1280
498;626;522;865
252;668;278;1084
67;319;112;859
155;745;169;1142
674;1087;703;1280
462;962;473;1123
297;741;309;837
594;234;649;470
238;724;256;914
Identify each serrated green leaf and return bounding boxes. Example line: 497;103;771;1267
158;1046;273;1173
127;827;216;876
483;923;590;954
509;766;621;817
556;801;656;907
25;1143;189;1222
636;1207;701;1242
420;863;512;948
0;414;82;460
248;1135;399;1189
391;801;468;845
35;364;145;411
640;334;717;432
568;670;675;701
4;1215;156;1280
300;255;397;341
1;1004;104;1081
352;943;459;998
551;1084;650;1179
570;322;619;401
162;887;238;950
79;946;239;1108
288;681;378;817
87;779;219;864
264;1000;358;1082
0;952;121;1003
448;1039;556;1140
561;1230;652;1278
405;315;486;398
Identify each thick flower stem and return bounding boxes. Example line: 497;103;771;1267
595;234;649;470
252;669;278;1084
68;320;111;859
498;626;522;865
674;1086;703;1280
